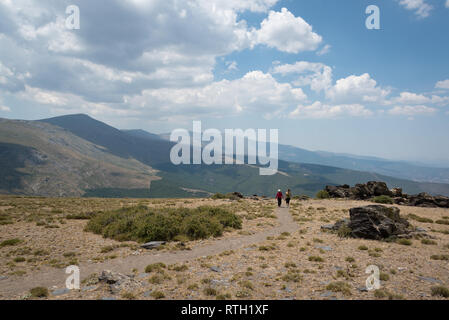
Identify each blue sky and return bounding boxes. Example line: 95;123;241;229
0;0;448;165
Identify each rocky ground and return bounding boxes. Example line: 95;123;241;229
0;195;449;300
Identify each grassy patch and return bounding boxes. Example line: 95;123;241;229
407;214;433;223
30;287;49;298
371;196;393;204
316;190;330;199
431;286;449;298
308;256;324;262
430;254;449;261
86;205;242;242
326;281;351;296
396;239;412;246
421;239;437;245
0;238;22;248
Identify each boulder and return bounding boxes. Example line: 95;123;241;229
322;205;422;240
325;181;392;200
348;205;411;240
141;241;165;249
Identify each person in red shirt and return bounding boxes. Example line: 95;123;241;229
275;189;283;207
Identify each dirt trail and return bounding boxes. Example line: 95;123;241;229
0;207;296;298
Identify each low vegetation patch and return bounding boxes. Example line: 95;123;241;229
431;286;449;298
0;238;22;248
85;205;242;242
371;196;393;204
316;190;330;199
326;281;351;296
30;287;49;298
407;214;433;224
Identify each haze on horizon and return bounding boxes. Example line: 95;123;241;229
0;0;448;166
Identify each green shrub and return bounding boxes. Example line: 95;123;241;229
30;287;49;298
145;263;166;273
397;239;412;246
407;214;433;223
326;281;351;296
316;190;330;199
431;286;449;298
0;238;22;247
371;196;393;204
85;205;242;242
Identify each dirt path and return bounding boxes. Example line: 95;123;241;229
0;207;296;298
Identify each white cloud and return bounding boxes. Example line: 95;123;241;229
126;71;307;119
0;105;11;112
251;8;322;53
398;0;433;18
317;44;331;56
289;102;373;119
226;61;238;71
436;79;449;90
388;105;437;116
392;91;431;104
446;0;449;8
273;61;332;92
326;73;390;104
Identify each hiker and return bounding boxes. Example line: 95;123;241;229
275;189;283;207
285;189;292;208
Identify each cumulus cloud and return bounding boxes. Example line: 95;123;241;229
326;73;390;104
391;92;431;105
289;102;373;119
273;61;332;92
317;44;331;56
125;71;307;120
251;8;322;53
446;0;449;8
436;79;449;90
398;0;432;18
0;105;11;112
388;105;437;116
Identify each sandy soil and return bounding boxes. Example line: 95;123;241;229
0;196;448;300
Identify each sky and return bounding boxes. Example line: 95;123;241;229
0;0;449;165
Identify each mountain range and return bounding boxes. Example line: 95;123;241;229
1;114;449;198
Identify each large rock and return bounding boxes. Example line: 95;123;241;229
325;181;392;200
407;193;449;208
348;205;411;240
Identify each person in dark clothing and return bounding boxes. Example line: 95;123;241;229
285;189;291;208
275;189;283;207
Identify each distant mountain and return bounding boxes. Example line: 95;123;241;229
278;144;449;184
1;114;449;198
121;129;163;141
0;118;157;196
41;114;173;165
157;129;449;184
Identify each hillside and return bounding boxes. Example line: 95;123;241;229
1;114;449;197
0;119;158;196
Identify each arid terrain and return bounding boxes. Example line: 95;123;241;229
0;195;448;300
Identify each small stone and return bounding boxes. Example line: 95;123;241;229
0;276;7;281
320;291;334;297
320;225;334;230
140;241;165;249
316;245;332;251
357;287;369;292
210;266;221;273
51;288;70;296
82;286;97;292
418;276;443;284
143;290;152;297
137;273;149;279
102;297;117;300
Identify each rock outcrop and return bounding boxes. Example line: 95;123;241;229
324;181;449;208
321;205;428;240
325;181;392;200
